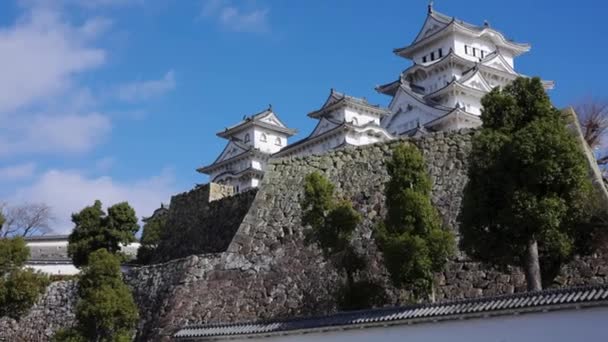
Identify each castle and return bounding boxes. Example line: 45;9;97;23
8;5;608;342
198;3;553;193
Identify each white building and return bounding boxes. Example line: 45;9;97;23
197;106;296;193
275;89;393;158
174;285;608;341
24;235;140;276
377;4;553;135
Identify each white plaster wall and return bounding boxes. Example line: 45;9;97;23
453;33;497;63
254;128;288;154
411;37;452;64
27;241;67;248
344;108;379;126
344;133;383;146
236;307;608;342
25;264;79;275
252;160;263;170
235;127;256;146
284;133;346;159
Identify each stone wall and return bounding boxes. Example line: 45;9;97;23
153;185;257;262
3;130;607;341
0;281;77;341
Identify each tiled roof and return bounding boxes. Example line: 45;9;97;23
174;284;608;340
308;89;389;119
217;107;296;139
24;234;69;242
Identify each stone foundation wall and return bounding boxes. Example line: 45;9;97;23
153;185;257;262
3;130;607;341
0;281;77;341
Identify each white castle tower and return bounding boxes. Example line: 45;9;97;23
377;3;553;135
198;106;296;192
275;89;393;158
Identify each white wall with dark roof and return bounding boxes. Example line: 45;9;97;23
217;307;608;342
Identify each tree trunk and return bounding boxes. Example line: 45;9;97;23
524;238;542;291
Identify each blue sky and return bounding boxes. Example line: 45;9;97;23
0;0;606;232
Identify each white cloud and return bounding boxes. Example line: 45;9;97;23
116;70;176;102
11;168;177;233
95;157;115;173
0;8;106;114
0;162;36;182
0;113;111;157
201;0;270;33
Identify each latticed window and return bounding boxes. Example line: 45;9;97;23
261;133;267;142
275;137;282;146
244;133;250;143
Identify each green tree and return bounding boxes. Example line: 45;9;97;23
54;249;138;342
0;237;49;319
460;77;594;291
136;215;166;264
68;200;139;268
301;172;385;310
375;143;454;301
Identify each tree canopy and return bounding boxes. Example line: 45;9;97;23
136;214;166;264
460;77;594;290
375;143;454;301
53;249;138;342
68;200;139;268
301;172;385;310
0;237;49;319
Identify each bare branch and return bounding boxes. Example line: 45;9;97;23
575;98;608;174
575;98;608;149
0;203;54;237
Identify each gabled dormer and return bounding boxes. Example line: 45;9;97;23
216;106;297;154
308;89;389;127
394;4;530;62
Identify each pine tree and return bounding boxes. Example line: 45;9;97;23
53;249;138;342
460;77;594;291
375;143;454;301
136;215;166;264
0;237;49;319
301;172;385;310
68;201;139;268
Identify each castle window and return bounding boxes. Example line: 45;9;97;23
473;47;477;57
422;56;427;63
438;48;443;58
352;117;359;125
465;45;469;54
260;133;267;142
244;133;250;143
275;137;282;146
481;50;485;58
430;52;435;61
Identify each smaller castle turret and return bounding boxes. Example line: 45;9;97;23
197;106;296;193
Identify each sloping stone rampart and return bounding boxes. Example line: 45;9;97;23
153;185;257;262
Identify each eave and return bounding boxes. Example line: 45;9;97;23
424;78;487;101
375;79;401;97
308;95;389;119
211;167;265;183
217;120;297;139
395;20;530;60
425;108;481;129
197;149;267;174
275;122;392;158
